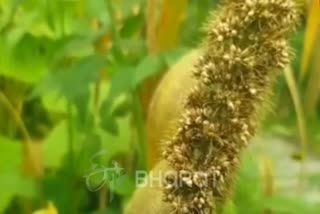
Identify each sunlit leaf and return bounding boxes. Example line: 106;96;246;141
0;36;48;83
5;9;38;47
32;201;58;214
28;21;56;39
41;92;68;114
43;121;69;168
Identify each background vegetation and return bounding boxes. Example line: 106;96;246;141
0;0;320;213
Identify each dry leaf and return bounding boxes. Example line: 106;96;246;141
22;142;44;178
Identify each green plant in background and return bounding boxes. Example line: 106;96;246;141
0;0;320;213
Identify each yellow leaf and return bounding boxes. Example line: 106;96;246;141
300;0;320;78
76;0;85;18
305;36;320;115
146;50;199;169
94;34;112;54
146;0;188;53
284;67;307;153
146;0;158;53
155;0;188;52
259;157;275;196
143;0;188;116
284;67;308;191
33;202;58;214
22;142;44;178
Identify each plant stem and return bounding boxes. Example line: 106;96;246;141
0;92;32;143
66;102;76;213
284;67;308;193
66;102;75;175
94;79;109;210
0;92;41;174
99;186;108;210
132;92;146;170
146;0;158;53
105;0;120;44
0;91;40;212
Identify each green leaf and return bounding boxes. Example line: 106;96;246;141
119;38;147;64
103;67;135;102
132;55;166;88
111;0;144;20
234;152;264;214
5;10;38;47
75;132;102;177
32;55;104;99
41;92;68;114
43;121;69;168
60;56;104;100
28;21;56;39
264;195;319;214
86;0;109;22
112;97;132;118
100;113;119;136
54;37;95;60
120;12;144;38
0;174;35;213
0;136;21;172
0;36;48;83
162;47;190;66
110;175;135;198
100;95;130;135
0;136;35;213
99;114;131;164
42;174;75;214
90;208;119;214
222;200;237;214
